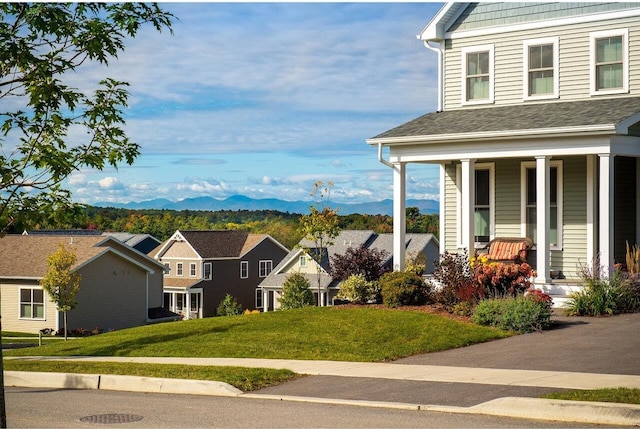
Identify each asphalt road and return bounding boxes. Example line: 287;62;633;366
5;387;614;428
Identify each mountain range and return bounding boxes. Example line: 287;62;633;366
94;195;439;216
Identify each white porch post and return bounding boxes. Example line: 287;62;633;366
393;162;406;271
599;154;615;274
586;155;597;264
535;156;551;285
461;159;476;257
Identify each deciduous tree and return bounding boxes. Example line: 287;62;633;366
0;4;173;427
40;243;81;340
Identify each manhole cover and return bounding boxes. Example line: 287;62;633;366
79;414;144;424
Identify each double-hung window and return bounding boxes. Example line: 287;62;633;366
521;161;563;249
240;261;248;279
456;163;495;245
203;262;212;280
590;29;628;95
20;288;45;319
523;37;558;99
462;45;494;104
259;260;273;278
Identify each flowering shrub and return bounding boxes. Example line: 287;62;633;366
472;257;536;298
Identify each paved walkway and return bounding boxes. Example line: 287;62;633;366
6;313;640;426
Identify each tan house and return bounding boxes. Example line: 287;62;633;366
152;230;289;318
259;230;439;311
368;3;640;299
0;234;172;334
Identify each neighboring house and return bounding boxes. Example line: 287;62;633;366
367;3;640;297
152;230;289;318
259;230;439;311
0;234;175;334
24;230;162;254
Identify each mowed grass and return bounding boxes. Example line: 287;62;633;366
542;388;640;405
3;360;297;391
5;306;511;362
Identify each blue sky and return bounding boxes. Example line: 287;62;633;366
68;2;444;206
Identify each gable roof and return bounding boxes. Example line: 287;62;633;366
368;97;640;145
0;235;158;279
155;230;288;260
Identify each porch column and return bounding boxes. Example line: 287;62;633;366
586;155;597;264
535;156;551;285
461;159;476;257
393;162;406;270
599;154;615;274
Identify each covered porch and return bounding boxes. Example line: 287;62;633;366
367;97;640;295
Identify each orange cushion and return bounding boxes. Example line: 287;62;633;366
488;241;526;260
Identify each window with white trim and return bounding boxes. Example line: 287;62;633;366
176;262;183;276
521;161;563;249
259;260;273;278
240;261;248;279
20;288;45;319
590;29;628;95
256;289;263;309
462;45;494;104
203;262;212;280
456;163;495;245
189;263;196;277
523;37;558;99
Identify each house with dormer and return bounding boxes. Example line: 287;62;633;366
259;230;438;311
368;2;640;298
152;230;289;318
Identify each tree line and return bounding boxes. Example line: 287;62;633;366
14;205;439;251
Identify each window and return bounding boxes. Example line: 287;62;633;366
462;45;494;104
456;163;495;245
523;37;558;99
590;29;628;95
20;288;44;319
176;262;183;276
299;256;306;267
203;262;212;280
189;263;196;277
256;289;263;309
521;161;563;249
259;260;273;278
240;261;248;279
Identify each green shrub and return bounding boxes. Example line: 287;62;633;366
279;272;315;310
472;295;552;333
380;271;429;308
336;274;380;304
217;294;243;316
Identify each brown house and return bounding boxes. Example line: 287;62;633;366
152;230;289;318
0;234;171;334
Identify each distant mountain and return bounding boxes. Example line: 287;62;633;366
94;195;439;216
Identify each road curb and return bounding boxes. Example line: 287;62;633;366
6;371;640;426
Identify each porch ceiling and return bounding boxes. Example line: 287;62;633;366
368;97;640;146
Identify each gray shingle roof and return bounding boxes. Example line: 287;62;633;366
370;97;640;141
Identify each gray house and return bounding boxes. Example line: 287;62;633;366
367;3;640;299
259;230;439;311
152;230;289;318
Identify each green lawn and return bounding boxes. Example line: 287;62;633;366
543;388;640;405
5;306;510;361
4;306;510;392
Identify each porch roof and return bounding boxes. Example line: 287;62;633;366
368;97;640;145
